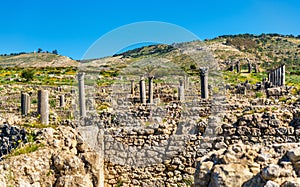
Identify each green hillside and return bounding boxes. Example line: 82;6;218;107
1;33;300;87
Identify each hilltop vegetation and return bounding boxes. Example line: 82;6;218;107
79;33;300;87
0;52;78;68
0;33;300;87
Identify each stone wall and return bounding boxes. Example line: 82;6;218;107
0;126;102;187
102;104;300;186
0;124;27;159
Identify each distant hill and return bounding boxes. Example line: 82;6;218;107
81;34;300;73
0;53;79;68
206;34;300;71
1;34;299;72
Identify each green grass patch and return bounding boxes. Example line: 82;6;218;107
223;71;267;85
6;143;44;158
255;92;264;98
22;121;57;129
0;66;76;86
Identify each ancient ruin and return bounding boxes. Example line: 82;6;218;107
37;90;49;125
268;64;286;87
0;34;299;186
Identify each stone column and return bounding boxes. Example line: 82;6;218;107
184;75;189;89
248;62;252;73
274;70;277;86
71;88;76;94
38;90;49;125
78;72;86;118
130;80;135;95
200;67;209;99
276;67;280;86
59;95;65;108
139;76;146;104
254;64;258;73
148;76;154;104
277;67;282;86
281;64;285;86
271;70;275;86
178;79;185;101
275;69;278;86
230;61;235;72
21;93;30;115
86;98;95;111
236;61;241;73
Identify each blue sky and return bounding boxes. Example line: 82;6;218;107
0;0;299;59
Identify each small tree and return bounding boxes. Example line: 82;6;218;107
190;64;196;70
21;69;34;82
37;48;42;53
52;50;58;55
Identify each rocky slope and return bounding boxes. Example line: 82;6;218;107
0;124;102;187
0;53;78;68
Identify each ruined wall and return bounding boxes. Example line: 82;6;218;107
103;103;300;186
0;124;27;159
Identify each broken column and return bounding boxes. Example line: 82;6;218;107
78;72;86;118
236;61;240;73
130;80;135;95
37;90;49;125
200;67;209;99
178;79;185;101
230;61;235;72
86;98;95;111
139;76;146;104
148;76;154;104
247;60;252;73
281;64;285;86
254;64;258;73
21;93;30;115
59;95;65;108
184;75;189;89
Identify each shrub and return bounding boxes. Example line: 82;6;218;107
255;92;263;98
50;99;56;108
21;69;34;82
190;64;197;70
7;143;44;157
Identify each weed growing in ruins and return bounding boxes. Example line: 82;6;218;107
49;99;56;108
255;92;263;98
116;180;123;187
6;143;44;157
22;121;56;129
182;178;193;186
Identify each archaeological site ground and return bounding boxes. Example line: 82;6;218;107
1;34;300;186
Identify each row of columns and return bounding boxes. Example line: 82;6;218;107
21;90;66;125
231;60;258;73
136;68;209;103
138;76;153;104
268;64;285;87
76;68;210;118
135;69;209;104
